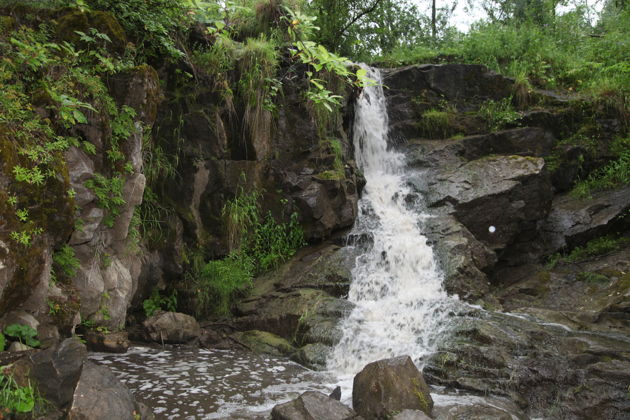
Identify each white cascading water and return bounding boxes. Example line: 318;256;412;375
327;67;455;379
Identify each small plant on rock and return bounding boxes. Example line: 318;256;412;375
3;324;40;348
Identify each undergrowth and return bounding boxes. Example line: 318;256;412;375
571;135;630;198
190;183;304;317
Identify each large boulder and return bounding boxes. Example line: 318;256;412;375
67;361;137;420
29;337;87;407
271;391;360;420
353;356;433;419
143;311;201;343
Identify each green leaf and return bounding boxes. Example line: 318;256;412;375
73;109;87;124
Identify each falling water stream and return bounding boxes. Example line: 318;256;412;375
91;67;465;418
327;67;455;379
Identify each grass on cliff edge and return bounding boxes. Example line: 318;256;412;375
376;9;629;124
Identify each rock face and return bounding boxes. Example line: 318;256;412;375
352;356;433;419
271;391;360;420
143;311;201;343
541;186;630;252
232;243;357;369
424;306;630;420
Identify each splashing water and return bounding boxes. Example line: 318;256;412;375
327;67;456;378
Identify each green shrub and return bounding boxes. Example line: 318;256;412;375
191;184;305;317
251;211;304;272
52;244;80;281
477;97;520;132
84;173;126;227
142;289;177;317
86;0;191;61
572;137;630;198
576;271;609;283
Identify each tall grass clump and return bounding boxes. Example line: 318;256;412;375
236;35;279;157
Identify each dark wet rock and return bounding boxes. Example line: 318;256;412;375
67;361;136;420
423;214;496;300
143;311;201;343
494;245;630;333
329;386;342;401
271;391;360;420
231;330;295;357
392;409;432;420
458;127;557;160
29;337;86;407
541;186;630;253
291;343;332;370
353;356;433;419
382;64;514;140
432;396;525;420
84;330;130;353
247;244;356;298
424;307;630;420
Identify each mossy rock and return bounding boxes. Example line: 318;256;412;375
55;10;127;54
0;126;74;313
0;15;15;35
232;330;295;356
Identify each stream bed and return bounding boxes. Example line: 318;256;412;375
90;346;335;419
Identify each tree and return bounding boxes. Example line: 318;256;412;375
311;0;457;57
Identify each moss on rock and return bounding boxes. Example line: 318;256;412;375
55;10;127;54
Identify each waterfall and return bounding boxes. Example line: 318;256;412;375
327;67;455;377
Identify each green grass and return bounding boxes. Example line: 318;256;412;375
191;252;254;317
547;235;630;269
376;9;630;123
571;143;630;198
417;108;456;139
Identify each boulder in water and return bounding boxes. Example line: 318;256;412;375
271;391;360;420
143;311;201;343
353;356;433;419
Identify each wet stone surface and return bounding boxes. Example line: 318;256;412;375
89;346;335;419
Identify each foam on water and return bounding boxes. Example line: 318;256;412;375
90;346;335;419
